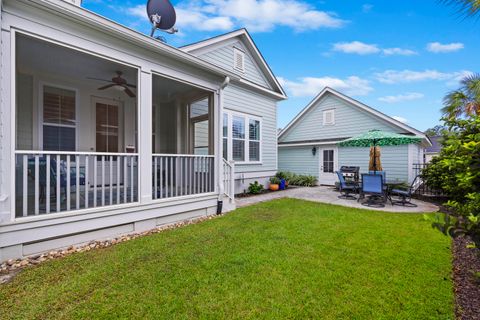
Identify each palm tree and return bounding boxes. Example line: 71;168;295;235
441;0;480;17
442;73;480;118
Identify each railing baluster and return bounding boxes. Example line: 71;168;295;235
159;157;163;199
130;156;134;202
22;155;28;217
101;156;105;207
109;156;113;205
124;156;128;203
76;155;80;210
117;157;120;205
66;156;71;212
46;155;50;214
94;156;97;207
154;157;158;199
170;157;174;198
56;155;60;212
85;155;89;209
34;155;40;215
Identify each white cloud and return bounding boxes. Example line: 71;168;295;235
427;42;464;53
362;4;373;13
378;92;424;104
392;116;408;123
333;41;380;55
126;1;346;33
374;69;473;84
332;42;416;56
278;76;373;97
382;48;417;56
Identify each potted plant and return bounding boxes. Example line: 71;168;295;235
269;177;281;191
276;171;288;189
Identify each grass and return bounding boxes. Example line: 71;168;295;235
0;199;453;319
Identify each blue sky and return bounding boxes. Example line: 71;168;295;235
82;0;478;131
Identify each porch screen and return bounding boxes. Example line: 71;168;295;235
43;86;76;151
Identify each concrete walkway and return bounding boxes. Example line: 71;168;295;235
236;186;439;213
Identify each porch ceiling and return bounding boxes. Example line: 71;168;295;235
16;34;137;85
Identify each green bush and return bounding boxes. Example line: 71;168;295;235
275;171;317;187
269;177;281;185
248;181;264;194
422;74;480;247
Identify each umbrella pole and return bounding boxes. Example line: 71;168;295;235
373;140;377;175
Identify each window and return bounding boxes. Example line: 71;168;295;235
323;109;335;126
223;113;228;160
42;85;76;151
233;48;245;73
223;112;261;163
323;150;334;173
232;115;245;161
249;119;260;161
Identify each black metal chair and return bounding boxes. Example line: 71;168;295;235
336;171;357;200
390;176;419;207
359;173;385;207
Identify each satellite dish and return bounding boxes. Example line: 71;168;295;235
147;0;178;37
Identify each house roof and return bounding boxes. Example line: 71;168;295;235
278;87;431;146
181;28;287;100
425;136;442;153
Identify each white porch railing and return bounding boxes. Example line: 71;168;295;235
15;151;138;218
223;159;235;200
152;154;215;200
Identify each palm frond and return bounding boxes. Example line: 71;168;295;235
440;0;480;17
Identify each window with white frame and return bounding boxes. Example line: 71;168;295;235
323;109;335;126
42;85;76;151
233;48;245;73
223;112;261;163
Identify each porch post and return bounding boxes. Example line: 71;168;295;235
0;23;13;223
138;69;153;204
215;90;222;197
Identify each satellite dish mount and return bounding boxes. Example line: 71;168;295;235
147;0;178;38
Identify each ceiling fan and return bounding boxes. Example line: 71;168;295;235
88;71;136;98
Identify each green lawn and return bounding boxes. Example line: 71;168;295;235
0;199;453;319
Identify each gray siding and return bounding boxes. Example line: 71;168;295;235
224;84;277;173
338;145;409;183
280;94;408;143
278;146;319;177
196;40;272;89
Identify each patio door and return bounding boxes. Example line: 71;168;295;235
94;98;123;186
319;147;338;185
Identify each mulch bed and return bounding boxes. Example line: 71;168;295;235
235;186;297;198
453;236;480;320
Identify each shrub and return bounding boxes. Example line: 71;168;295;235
275;171;317;187
269;177;281;185
248;181;264;194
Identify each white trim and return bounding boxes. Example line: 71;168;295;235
223;110;262;165
279;87;430;146
278;141;342;147
181;29;287;99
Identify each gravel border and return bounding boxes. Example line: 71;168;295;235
0;214;222;284
453;236;480;320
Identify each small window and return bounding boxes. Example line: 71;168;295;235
249;119;260;161
233;48;245;72
323;109;335;126
232;115;245;161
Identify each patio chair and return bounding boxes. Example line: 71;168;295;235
390;176;419;207
336;171;358;200
359;174;385;207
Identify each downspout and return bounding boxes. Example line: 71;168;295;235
217;76;230;215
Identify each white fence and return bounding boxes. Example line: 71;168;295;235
15;151;138;217
152;154;215;199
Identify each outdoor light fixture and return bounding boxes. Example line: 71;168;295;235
312;147;317;156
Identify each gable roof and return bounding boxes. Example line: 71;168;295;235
181;29;287;99
425;136;442;153
278;87;430;145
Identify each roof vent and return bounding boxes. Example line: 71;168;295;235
233;48;245;73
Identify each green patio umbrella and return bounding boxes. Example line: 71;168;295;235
337;130;422;174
